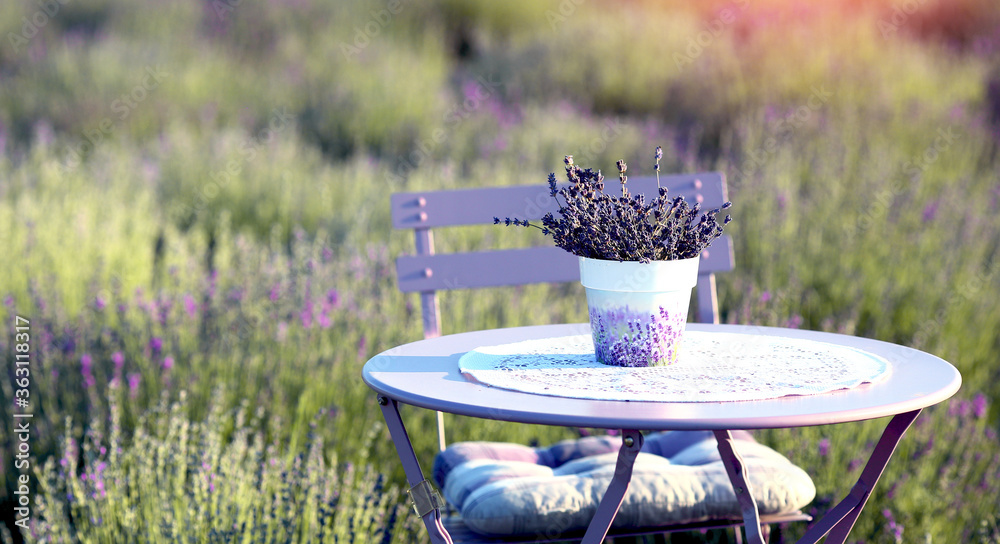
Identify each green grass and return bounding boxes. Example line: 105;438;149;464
1;0;999;542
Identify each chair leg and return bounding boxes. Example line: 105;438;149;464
714;430;766;544
377;395;454;544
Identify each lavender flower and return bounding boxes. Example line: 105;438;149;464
80;353;95;389
882;509;904;543
654;146;663;188
300;301;313;329
127;373;141;398
183;294;198;318
149;337;163;356
112;351;125;372
498;151;732;262
973;393;988;419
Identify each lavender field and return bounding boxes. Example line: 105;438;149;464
1;0;999;542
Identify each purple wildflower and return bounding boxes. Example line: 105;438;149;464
785;315;803;329
973;393;988;419
112;351;125;371
922;201;939;223
128;373;141;398
61;331;77;355
80;354;95;389
94;295;106;312
269;283;281;302
300;307;313;329
149;337;163;356
322;246;333;262
156;296;173;325
357;335;367;360
2;294;14;308
326;289;339;308
162;356;174;371
882;509;904;542
183;294;198;318
760;291;772;304
818;438;830;457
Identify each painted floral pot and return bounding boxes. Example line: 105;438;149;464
579;256;699;367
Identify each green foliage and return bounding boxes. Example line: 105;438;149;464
28;390;420;543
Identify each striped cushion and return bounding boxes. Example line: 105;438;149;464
433;431;815;537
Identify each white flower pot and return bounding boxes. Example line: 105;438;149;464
579;256;699;367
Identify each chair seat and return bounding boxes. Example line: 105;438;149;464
433;431;815;539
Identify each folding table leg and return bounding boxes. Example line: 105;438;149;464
714;430;766;544
798;409;922;544
377;395;454;544
581;429;644;544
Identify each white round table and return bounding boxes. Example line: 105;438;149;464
363;324;961;544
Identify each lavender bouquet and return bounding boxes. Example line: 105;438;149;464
496;150;732;263
497;150;734;367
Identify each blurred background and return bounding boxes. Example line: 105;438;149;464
1;0;999;542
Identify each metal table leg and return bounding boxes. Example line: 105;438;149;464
715;430;767;544
581;429;644;544
378;395;454;544
798;409;921;544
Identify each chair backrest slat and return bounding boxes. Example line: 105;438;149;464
396;237;733;293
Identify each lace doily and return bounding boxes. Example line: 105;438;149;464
459;332;891;402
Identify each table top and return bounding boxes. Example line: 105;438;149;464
362;324;962;430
